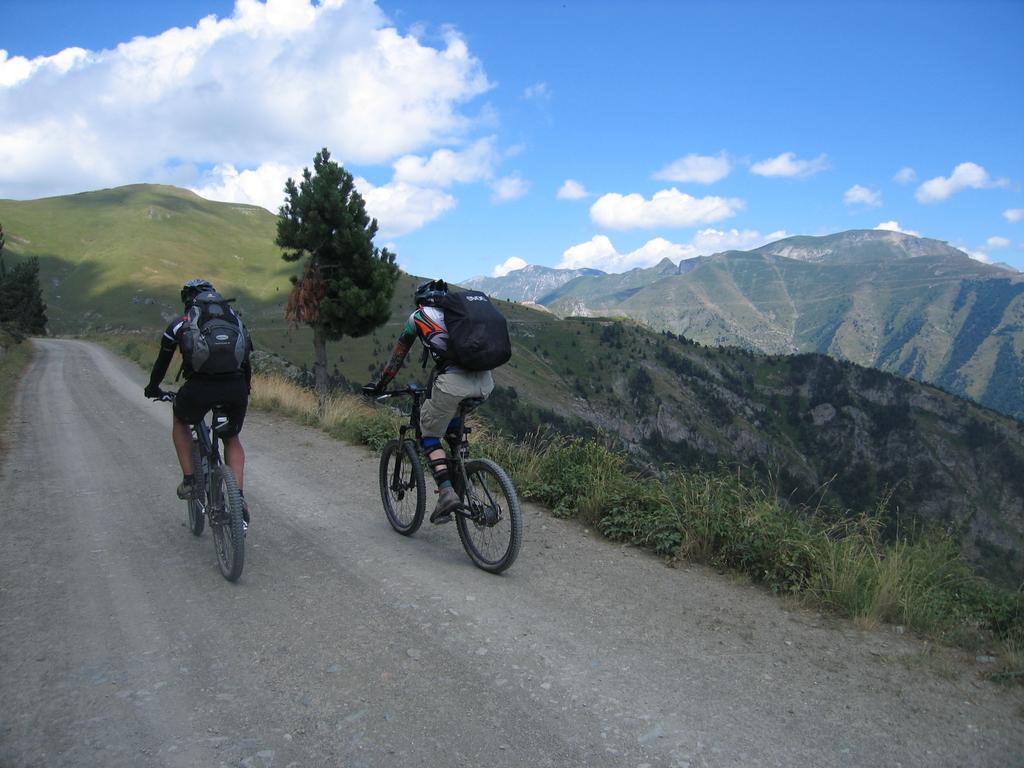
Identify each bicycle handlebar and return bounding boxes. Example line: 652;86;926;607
375;383;426;401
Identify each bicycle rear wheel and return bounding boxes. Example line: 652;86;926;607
379;439;425;535
186;442;206;536
456;459;522;573
210;464;245;582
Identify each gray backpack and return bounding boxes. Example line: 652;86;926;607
178;291;248;375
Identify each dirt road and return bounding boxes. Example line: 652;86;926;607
1;339;1021;767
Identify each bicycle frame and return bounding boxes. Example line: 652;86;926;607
191;407;229;474
382;384;476;512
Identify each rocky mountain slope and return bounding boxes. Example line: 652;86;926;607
479;313;1024;587
463;264;605;302
485;231;1024;420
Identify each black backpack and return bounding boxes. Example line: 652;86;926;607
435;290;512;371
178;291;249;376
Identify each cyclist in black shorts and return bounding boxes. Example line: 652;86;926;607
144;278;254;528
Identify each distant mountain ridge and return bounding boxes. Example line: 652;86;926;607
487;230;1024;420
749;229;968;264
463;264;605;302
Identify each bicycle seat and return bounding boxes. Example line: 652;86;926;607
211;406;232;434
459;397;485;412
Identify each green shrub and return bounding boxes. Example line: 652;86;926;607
530;437;624;519
354;416;398;452
598;477;681;555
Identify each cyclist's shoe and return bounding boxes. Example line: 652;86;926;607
429;486;460;525
176;479;196;500
241;497;250;535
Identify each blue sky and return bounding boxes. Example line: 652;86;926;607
2;0;1023;281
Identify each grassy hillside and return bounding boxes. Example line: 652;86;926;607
0;185;293;333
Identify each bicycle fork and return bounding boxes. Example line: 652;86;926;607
390;426;415;498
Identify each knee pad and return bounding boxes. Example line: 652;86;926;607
445;417;462;440
421;436;442;452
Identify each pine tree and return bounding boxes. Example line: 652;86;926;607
0;232;48;336
275;148;399;402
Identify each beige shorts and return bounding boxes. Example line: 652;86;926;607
419;370;495;437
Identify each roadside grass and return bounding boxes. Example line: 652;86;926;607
87;340;1024;681
249;373;399;450
109;333;159;370
0;330;35;453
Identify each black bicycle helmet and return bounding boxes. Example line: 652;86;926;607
414;279;448;306
181;278;215;305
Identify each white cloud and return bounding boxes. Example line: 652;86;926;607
894;167;917;184
559;235;639;271
355;177;456;238
523;82;550;100
0;0;492;201
492;256;527;277
590;188;744;229
844;184;882;208
1004;208;1024;223
653;151;731;184
750;152;829;178
557;179;589;200
961;235;1012;264
557;228;787;272
915;162;1010;203
690;227;789;254
0;46;91;87
392;137;499;187
190;161;299;213
875;221;922;237
491;175;529;202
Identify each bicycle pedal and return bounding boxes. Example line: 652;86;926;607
429;511;453;525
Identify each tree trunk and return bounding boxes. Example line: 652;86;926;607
312;325;329;412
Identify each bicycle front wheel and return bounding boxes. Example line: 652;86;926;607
210;464;245;582
456;459;522;574
379;439;425;535
186;442;206;536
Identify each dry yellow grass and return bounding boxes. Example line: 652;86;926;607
249;373;400;448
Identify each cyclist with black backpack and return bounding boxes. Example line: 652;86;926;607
364;279;511;524
145;278;254;529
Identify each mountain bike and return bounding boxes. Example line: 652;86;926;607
375;383;522;574
155;392;245;582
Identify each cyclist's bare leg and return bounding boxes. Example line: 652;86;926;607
223;435;246;491
172;415;193;475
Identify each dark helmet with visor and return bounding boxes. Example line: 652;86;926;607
181;278;215;305
414;279;448;306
